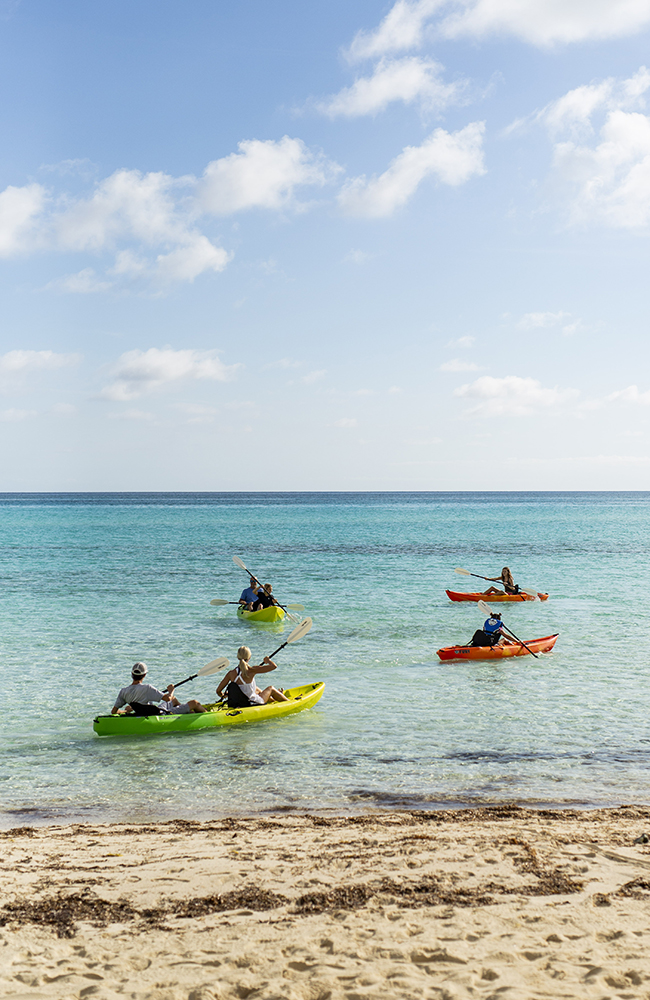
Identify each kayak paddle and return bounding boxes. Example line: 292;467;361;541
268;617;312;658
477;600;539;659
454;567;538;598
210;598;305;610
232;555;299;622
171;656;230;690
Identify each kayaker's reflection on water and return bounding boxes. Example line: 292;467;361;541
484;566;520;595
239;577;260;610
216;645;289;709
469;612;514;648
111;662;207;717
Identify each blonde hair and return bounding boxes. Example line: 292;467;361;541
237;645;251;663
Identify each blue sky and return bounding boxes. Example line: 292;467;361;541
2;0;650;490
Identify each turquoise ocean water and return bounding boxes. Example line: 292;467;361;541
0;491;649;827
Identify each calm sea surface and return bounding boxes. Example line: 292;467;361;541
0;491;649;827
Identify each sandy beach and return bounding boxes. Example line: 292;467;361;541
2;806;650;999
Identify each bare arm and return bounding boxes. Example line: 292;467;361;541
250;656;277;675
216;668;237;698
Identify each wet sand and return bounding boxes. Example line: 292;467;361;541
2;805;650;999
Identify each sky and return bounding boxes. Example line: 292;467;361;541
2;0;650;490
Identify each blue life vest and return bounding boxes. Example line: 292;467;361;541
484;616;502;634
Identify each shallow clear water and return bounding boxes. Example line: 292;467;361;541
1;491;649;827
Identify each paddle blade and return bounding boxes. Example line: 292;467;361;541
454;567;471;576
198;656;230;677
285;617;312;644
210;599;230;606
477;600;492;616
233;555;247;571
286;604;305;611
520;587;539;599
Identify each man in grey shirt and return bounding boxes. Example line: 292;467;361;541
112;662;206;716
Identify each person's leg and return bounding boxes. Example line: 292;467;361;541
188;699;206;713
259;686;289;703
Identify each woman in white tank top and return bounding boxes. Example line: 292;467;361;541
216;646;290;707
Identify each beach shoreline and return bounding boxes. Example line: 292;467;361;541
3;804;650;998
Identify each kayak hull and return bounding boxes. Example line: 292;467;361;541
446;589;548;602
237;605;285;622
437;634;559;662
93;682;324;736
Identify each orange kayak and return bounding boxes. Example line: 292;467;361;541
446;589;548;602
437;634;559;661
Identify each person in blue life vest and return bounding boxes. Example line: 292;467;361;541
239;577;260;610
469;612;513;648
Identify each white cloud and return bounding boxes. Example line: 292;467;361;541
454;374;577;416
196;137;339;214
0;137;339;290
441;0;650;46
606;385;650;405
537;69;650;228
0;183;46;257
154;236;231;283
317;57;462;118
517;311;584;336
347;0;440;61
52;403;76;416
301;369;327;384
335;417;358;427
47;268;113;294
446;335;475;348
343;249;374;264
54;168;186;252
439;358;479;371
100;347;240;401
0;408;37;421
517;310;569;329
347;0;650;57
0;349;80;373
338;122;485;217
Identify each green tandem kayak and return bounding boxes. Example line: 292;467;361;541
237;605;285;622
93;682;324;737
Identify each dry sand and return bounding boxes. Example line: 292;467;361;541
2;805;650;999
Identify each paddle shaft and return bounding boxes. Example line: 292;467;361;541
500;624;539;659
170;674;197;690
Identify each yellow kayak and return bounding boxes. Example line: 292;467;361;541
237;605;285;623
93;682;324;736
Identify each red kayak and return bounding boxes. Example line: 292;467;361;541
446;589;548;602
437;634;559;661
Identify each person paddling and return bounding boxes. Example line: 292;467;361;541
469;612;513;648
484;567;519;595
216;646;289;708
253;583;279;611
112;662;206;716
239;577;260;611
